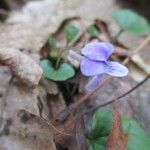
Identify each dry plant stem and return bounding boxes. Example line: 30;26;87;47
122;35;150;65
0;48;43;86
66;74;150;128
114;29;124;40
132;35;150;55
86;74;150;114
55;77;111;121
68;78;110;111
40;117;71;136
95;19;113;42
56;35;150;122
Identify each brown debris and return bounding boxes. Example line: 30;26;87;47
107;100;128;150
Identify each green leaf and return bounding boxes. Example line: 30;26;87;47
122;117;150;150
127;134;150;150
87;137;107;150
87;109;112;150
122;116;145;137
87;25;99;36
48;36;57;50
40;59;75;81
112;9;149;35
65;24;79;42
91;109;112;138
87;109;150;150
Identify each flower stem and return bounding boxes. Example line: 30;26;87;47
114;29;124;40
55;48;66;69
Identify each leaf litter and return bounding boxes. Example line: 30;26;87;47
0;0;150;150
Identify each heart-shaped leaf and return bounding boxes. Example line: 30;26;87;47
87;109;150;150
112;9;149;35
65;24;79;42
40;59;75;81
91;109;112;138
87;109;112;150
122;116;150;150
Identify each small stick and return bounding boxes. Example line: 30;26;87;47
68;74;150;128
122;35;150;65
86;74;150;114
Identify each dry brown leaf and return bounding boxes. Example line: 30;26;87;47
0;48;42;86
107;101;128;150
73;118;87;150
48;93;66;120
0;0;116;53
0;77;53;126
40;78;58;95
0;111;56;150
0;76;57;149
1;0;72;52
0;0;71;85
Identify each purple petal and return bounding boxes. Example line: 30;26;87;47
86;74;103;91
80;58;106;76
105;61;128;77
81;42;114;61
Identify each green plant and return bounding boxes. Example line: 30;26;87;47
65;24;79;43
112;9;149;35
87;109;150;150
40;59;75;81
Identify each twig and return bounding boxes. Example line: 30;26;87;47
40;117;71;136
95;19;113;42
55;77;110;121
85;74;150;114
71;74;150;126
132;35;150;55
114;29;124;40
122;35;150;65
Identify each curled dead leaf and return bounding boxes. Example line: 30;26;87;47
0;48;42;86
107;100;128;150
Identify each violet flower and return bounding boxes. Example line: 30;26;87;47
80;42;128;91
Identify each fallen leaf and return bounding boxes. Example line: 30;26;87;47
0;73;57;149
0;110;56;150
0;48;42;86
40;78;58;95
73;118;87;150
107;101;128;150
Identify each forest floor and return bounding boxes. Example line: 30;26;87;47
0;0;150;150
